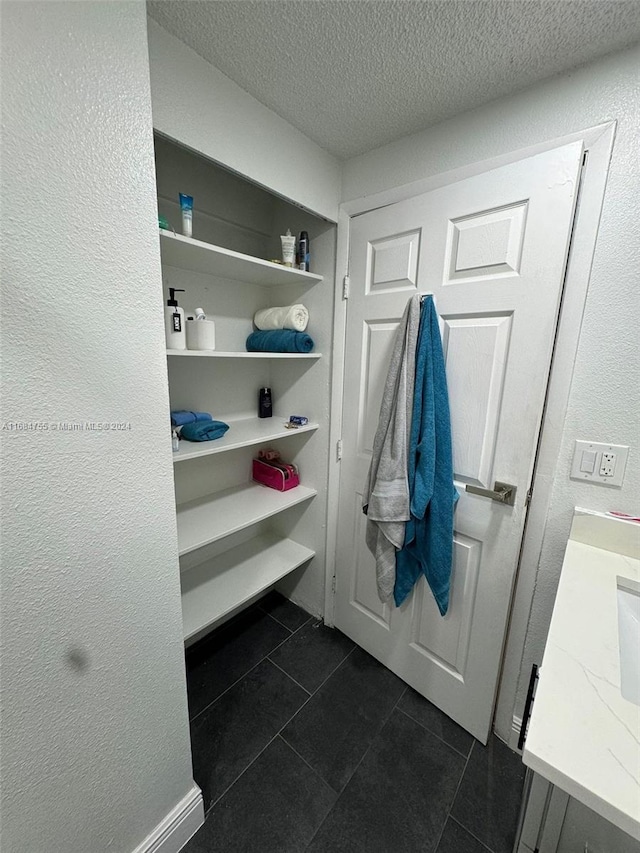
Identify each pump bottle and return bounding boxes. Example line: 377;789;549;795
165;288;186;350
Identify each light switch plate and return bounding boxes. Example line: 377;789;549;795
570;440;630;487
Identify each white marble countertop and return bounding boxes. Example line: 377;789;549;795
523;508;640;841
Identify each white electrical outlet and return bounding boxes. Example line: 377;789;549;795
599;452;616;477
571;441;630;487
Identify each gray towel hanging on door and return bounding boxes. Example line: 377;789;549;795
362;293;422;602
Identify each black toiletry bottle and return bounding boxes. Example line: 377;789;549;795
298;231;309;272
258;387;272;418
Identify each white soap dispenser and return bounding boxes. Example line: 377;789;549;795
165;287;186;350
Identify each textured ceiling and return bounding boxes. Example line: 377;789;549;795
147;1;640;159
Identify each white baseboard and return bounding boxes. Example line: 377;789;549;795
510;715;523;753
132;785;204;853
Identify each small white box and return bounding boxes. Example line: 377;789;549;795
186;319;216;351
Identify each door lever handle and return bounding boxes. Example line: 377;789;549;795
465;481;517;506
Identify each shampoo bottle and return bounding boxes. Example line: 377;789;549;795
281;229;295;267
165;287;186;350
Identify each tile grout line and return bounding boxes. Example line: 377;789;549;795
302;788;338;849
202;689;314;816
447;815;496;853
261;609;307;638
202;645;358;818
260;606;313;634
267;629;357;700
333;682;408;788
189;657;265;726
276;643;357;724
395;705;473;760
276;734;339;794
302;684;410;851
203;729;284;817
432;740;474;853
267;657;312;696
188;611;312;724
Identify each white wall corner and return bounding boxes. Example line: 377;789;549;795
132;786;204;853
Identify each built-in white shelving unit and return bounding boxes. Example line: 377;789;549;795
167;350;321;360
177;482;317;556
173;417;319;463
160;230;323;286
157;188;325;640
181;534;316;642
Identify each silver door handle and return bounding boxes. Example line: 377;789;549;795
465;481;517;506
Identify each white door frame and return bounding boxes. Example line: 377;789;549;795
324;122;616;743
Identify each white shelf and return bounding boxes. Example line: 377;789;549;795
176;481;317;556
167;349;321;359
180;533;315;641
173;417;319;462
159;230;323;286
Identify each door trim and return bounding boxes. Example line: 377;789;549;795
324;122;616;743
496;121;616;744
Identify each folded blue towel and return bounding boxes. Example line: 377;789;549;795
246;329;314;353
394;296;459;615
170;410;213;427
180;420;229;442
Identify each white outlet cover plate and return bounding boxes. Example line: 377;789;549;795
570;440;630;487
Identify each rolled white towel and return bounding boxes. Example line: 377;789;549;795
253;304;309;332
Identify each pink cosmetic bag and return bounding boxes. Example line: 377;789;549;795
252;457;300;492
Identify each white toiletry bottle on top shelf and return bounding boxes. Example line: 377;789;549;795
165;287;186;350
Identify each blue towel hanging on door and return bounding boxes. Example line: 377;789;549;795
394;296;458;615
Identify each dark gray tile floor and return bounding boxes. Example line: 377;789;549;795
183;593;525;853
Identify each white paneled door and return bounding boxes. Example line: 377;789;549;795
334;142;584;743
